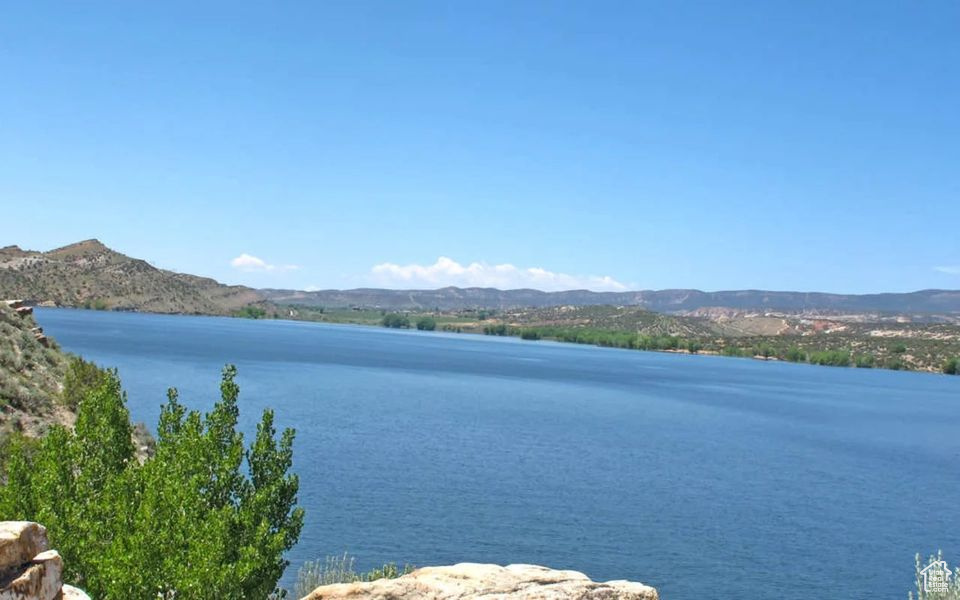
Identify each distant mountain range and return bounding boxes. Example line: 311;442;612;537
2;240;958;315
262;286;960;314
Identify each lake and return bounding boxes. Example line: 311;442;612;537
34;308;960;599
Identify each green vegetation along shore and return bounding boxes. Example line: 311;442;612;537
279;305;960;375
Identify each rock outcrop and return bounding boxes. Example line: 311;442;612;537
0;522;90;600
301;563;658;600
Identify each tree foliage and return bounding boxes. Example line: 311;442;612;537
943;357;959;375
234;306;268;319
381;313;410;328
0;365;304;599
415;317;437;331
61;356;109;411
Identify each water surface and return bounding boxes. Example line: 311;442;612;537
35;308;960;599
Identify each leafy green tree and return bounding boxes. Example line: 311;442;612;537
381;313;410;328
808;350;851;367
782;347;805;363
235;306;268;319
944;357;959;375
61;356;110;410
884;356;905;370
754;343;775;360
415;317;437;331
0;365;303;600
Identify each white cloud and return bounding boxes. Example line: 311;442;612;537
934;266;960;275
369;257;627;291
229;253;299;272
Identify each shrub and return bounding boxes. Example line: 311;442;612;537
808;350;851;367
909;551;960;599
294;553;415;598
0;365;303;599
753;344;775;360
885;357;905;371
61;356;109;410
235;306;268;319
415;317;436;331
854;354;876;368
782;347;805;363
382;314;410;328
943;357;959;375
483;324;509;336
520;329;541;340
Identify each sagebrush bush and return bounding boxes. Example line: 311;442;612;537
294;553;415;597
910;551;960;599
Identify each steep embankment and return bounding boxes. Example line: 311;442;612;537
0;301;72;438
0;239;262;314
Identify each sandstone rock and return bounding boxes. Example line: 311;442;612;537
300;563;658;600
61;585;92;600
0;550;62;600
0;523;90;600
0;523;48;571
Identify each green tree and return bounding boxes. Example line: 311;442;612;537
483;324;509;336
235;306;268;319
415;317;437;331
0;365;303;599
782;347;805;363
943;357;959;375
61;356;110;410
381;313;410;328
754;343;775;360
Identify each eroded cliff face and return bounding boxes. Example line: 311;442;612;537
0;522;89;600
301;563;658;600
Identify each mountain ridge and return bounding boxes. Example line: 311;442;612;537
2;240;959;315
261;286;960;314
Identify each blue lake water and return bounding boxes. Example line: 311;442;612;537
34;308;960;599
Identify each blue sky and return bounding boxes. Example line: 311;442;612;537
1;1;957;293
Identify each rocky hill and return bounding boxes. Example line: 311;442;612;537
0;301;72;439
0;240;262;314
263;286;960;315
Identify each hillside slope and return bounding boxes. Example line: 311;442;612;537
0;240;262;314
0;301;71;438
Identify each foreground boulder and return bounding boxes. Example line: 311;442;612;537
0;522;90;600
301;563;658;600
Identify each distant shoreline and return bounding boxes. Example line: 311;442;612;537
31;305;960;377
